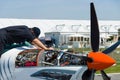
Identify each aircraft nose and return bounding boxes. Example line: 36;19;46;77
87;52;116;70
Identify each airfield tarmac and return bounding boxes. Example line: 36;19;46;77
95;73;120;80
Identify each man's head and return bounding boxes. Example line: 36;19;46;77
32;27;41;37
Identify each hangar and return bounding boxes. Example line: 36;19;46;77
0;18;120;48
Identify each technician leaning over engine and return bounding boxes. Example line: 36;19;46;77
0;25;54;57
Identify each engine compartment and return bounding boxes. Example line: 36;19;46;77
15;49;87;67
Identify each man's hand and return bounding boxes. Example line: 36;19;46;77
46;47;54;50
32;38;54;50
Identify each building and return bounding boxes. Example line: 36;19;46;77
0;18;120;48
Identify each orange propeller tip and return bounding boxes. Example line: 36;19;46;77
87;51;116;70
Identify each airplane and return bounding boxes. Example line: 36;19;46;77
0;2;120;80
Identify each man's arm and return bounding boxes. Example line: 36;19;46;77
32;38;53;50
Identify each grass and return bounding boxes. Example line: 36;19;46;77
96;63;120;74
104;63;120;73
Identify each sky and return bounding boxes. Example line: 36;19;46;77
0;0;120;20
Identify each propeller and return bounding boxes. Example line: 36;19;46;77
101;70;111;80
102;40;120;54
91;2;99;52
82;2;116;80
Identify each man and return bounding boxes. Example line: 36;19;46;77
0;25;53;57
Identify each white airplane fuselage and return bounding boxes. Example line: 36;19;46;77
0;46;87;80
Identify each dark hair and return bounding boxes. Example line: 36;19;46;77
32;27;41;37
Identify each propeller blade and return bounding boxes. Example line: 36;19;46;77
102;40;120;54
90;3;99;52
82;69;95;80
89;69;95;80
101;70;111;80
